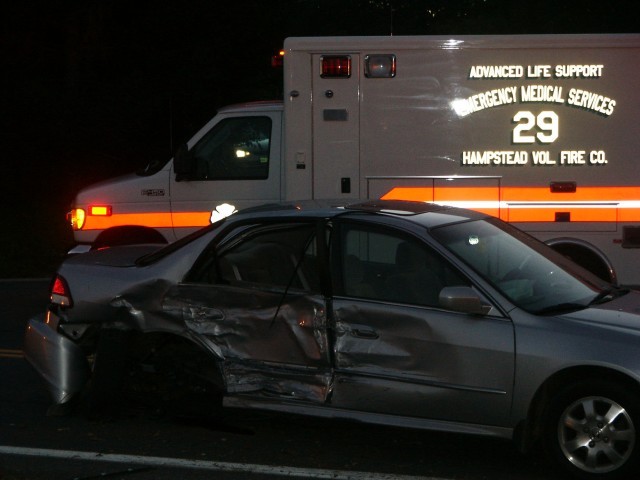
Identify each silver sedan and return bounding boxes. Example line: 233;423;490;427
25;200;640;479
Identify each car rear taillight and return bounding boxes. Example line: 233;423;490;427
51;275;73;307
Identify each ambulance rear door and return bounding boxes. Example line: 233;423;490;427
311;53;361;201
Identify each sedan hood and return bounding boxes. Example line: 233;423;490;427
66;244;164;268
560;289;640;330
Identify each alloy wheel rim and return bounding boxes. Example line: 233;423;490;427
558;395;635;473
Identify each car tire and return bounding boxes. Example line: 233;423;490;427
544;380;639;479
83;331;224;420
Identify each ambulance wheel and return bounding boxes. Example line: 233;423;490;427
93;226;167;248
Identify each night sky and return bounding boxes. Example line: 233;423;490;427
1;0;637;277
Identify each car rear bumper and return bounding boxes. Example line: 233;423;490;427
23;314;90;405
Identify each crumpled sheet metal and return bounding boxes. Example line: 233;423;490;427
332;302;423;371
222;362;333;402
110;282;332;403
104;279;178;331
159;285;328;360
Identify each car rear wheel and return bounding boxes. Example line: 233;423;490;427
122;334;225;418
85;331;224;420
544;380;639;479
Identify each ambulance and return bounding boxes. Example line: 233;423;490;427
67;34;640;285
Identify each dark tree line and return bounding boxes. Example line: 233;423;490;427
4;0;635;182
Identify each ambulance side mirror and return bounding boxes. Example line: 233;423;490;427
174;144;194;180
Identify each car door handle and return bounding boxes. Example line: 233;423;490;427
189;307;224;322
351;328;379;339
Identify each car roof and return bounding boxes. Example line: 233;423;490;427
137;200;487;267
231;200;487;229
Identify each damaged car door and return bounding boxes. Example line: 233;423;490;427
328;220;515;426
166;221;333;403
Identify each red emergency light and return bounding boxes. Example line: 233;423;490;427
271;50;284;68
321;56;351;78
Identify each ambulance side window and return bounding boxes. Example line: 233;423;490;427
191;116;271;180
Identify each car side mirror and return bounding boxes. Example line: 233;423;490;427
439;286;492;316
173;143;194;180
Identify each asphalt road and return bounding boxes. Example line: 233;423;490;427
0;279;566;480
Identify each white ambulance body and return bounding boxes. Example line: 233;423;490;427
69;34;640;285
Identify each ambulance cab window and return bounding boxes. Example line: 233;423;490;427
191;116;271;180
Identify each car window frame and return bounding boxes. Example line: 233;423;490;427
429;216;609;314
184;219;329;295
331;218;474;309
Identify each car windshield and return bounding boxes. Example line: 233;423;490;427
431;218;616;314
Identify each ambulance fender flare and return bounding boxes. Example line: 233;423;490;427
545;237;616;284
93;226;169;249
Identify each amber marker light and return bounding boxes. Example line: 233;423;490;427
67;208;86;230
89;205;112;216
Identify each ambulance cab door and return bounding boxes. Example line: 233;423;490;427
170;110;282;237
312;54;360;201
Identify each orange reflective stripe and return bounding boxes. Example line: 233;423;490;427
384;186;640;202
83;212;173;230
82;211;211;230
381;186;640;222
502;186;640;202
506;206;617;223
435;189;498;202
382;187;434;202
619;209;640;222
171;212;212;227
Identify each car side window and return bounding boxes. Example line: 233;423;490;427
191;116;271;180
207;224;320;293
337;224;469;307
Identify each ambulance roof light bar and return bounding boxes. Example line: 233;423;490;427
320;54;396;78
